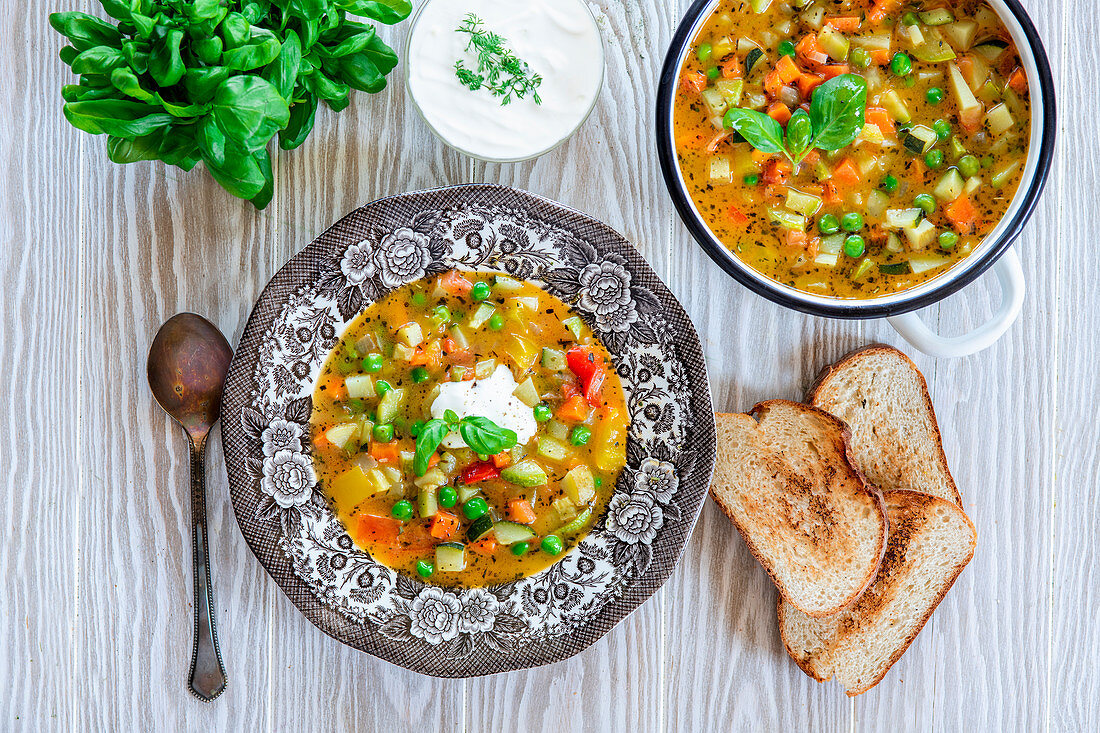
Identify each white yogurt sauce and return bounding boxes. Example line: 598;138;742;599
430;364;537;449
406;0;604;161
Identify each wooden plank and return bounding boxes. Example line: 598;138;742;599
0;3;83;729
266;19;471;731
463;2;674;730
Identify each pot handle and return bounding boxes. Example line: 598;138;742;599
887;247;1024;358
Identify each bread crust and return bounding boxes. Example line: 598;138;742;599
805;344;962;507
710;402;889;618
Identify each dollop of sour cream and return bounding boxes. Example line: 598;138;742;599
430;365;537;449
406;0;604;161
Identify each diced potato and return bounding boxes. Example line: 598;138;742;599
709;155;733;184
941;21;978;51
786;188;822;218
512;377;540;407
933;169;965;202
909;253;952;273
880;89;911;124
397;321;423;348
903;220;939;250
714;79;744;107
563;465;597;505
986;103;1015;135
474;358;496;379
537;435;572;463
701;88;727;118
814;252;839;267
326;423;359;449
818;26;850;60
393;342;415;362
345;375;375;399
948;62;983;127
552;497;577;524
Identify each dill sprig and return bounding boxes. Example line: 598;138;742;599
454;14;543;106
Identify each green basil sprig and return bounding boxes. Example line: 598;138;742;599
722;74;867;168
50;0;412;209
414;410;518;476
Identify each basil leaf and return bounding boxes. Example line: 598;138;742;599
122;40;151;74
183;66;231;103
722;108;788;157
188;0;227;21
99;0;135;22
360;31;399;77
250;148;275;210
223;35;282;71
279;95;317;150
808;74;868;151
202;138;267;200
459;416;514;456
221;13;252;50
193;36;224;66
263;30;302;100
62;99;174;137
110;67;155;102
59;46;79;66
414;419;450;476
155;93;210;118
335;51;385;93
70;46;127;75
336;0;412;25
211;75;290;151
49;12;122;51
149;29;185;87
317;27;376;58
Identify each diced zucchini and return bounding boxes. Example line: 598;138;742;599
744;48;766;77
435;543;466;572
562;316;584;339
851;33;892;51
879;261;911;275
786;188;822;218
868;190;890;218
911;39;956;63
505;334;539;371
909;253;952;273
964;175;983;195
457;483;479;503
493;521;536;546
886;208;922;229
540;347;566;371
712;36;735;58
417;486;438;518
493;274;523;291
972;39;1009;62
950;137;969;160
903;125;938;154
819;234;845;255
537;435;572;463
397;321;423;348
991;160;1021;189
500;459;548;487
552;497;577;524
366;467;392;494
449;324;470;349
715;79;744;106
466;515;494;542
345;374;375;400
468;302;496;329
379;465;402;486
546;419;569;441
919;9;954;25
814;252;840;268
563;465;597;505
709;155;733;184
941;21;978;51
414;467;446;489
818;25;850;61
474;358;496;379
1003;87;1023;115
326;422;358;449
977;79;1001;104
701;88;728;118
852;258;875;280
903;220;938;250
886;232;904;253
800;4;825;29
880;89;911;124
376;387;405;424
768;208;806;231
512;377;540;407
986;103;1015;135
748;0;773;12
933;169;965;202
558;507;593;535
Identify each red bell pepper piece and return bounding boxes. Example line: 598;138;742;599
566;345;606;405
460;461;500;485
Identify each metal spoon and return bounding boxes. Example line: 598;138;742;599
147;313;232;702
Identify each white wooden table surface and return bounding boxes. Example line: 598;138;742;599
3;1;1095;730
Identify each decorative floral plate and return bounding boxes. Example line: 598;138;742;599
221;184;715;677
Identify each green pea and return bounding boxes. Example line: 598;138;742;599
375;379;393;395
410;420;425;437
850;47;870;69
925;149;945;169
697;42;713;62
926;87;944;105
959;155;981;178
818;214;840;235
743;174;760;186
593;476;603;488
411;366;430;383
881;174;899;192
981;155;994;168
890;52;912;76
431;305;452;323
507;541;528;556
361;353;384;373
933;119;951;140
391;500;413;521
416;559;434;578
706;66;720;80
570;425;592;446
841;212;864;232
939;231;960;250
902;11;920;25
533;403;552;422
778;40;796;58
488;312;504;330
410;292;427;307
471;281;491;301
462;497;489;520
541;535;563;556
373;423;394;442
438;486;458;509
843;235;866;258
914;193;937;215
786;112;812;153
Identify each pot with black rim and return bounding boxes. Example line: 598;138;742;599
656;0;1056;358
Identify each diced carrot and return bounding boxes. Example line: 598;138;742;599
865;107;896;136
507;499;537;525
393;520;435;554
491;451;512;469
440;270;473;296
795;33;822;58
561;381;579;399
705;130;731;153
356;514;401;545
728;205;750;227
750;149;772;165
720;54;742;79
1007;68;1028;94
806;236;820;259
832;158;861;186
677;131;709;150
681;70;707;93
776;55;802;84
764;70;784;98
766;102;791;125
825;16;861;32
959;105;985;132
868;0;904;24
556;394;590;422
786;230;810;249
819;64;851;79
957;55;975;86
763;184;788;201
798;73;825;98
429;511;460;540
410;340;442;368
945;195;979;234
823;181;841;205
802;149;821;166
870;49;891;66
469;536;498;555
369;440;401;463
763;159;792;185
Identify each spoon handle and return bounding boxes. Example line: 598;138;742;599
188;440;227;701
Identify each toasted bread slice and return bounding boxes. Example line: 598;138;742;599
711;401;888;617
807;345;962;506
778;490;976;695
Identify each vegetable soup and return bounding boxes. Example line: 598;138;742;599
674;0;1032;298
310;271;629;587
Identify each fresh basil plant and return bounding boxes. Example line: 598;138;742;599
723;74;868;168
50;0;412;208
